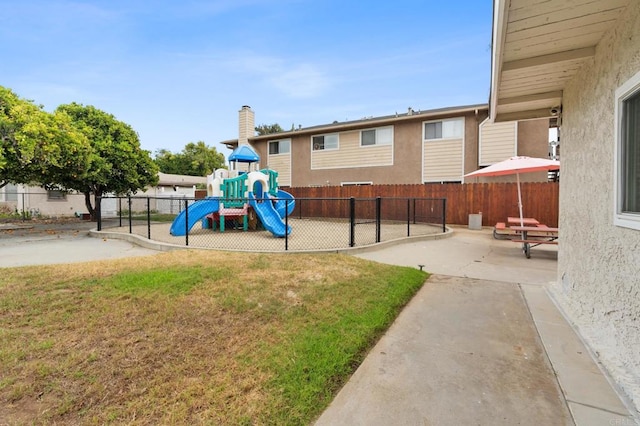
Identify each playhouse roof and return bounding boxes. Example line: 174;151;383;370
229;145;260;163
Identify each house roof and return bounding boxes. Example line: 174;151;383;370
490;0;630;122
157;172;207;186
223;103;488;148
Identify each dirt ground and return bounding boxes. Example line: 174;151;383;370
0;217;96;238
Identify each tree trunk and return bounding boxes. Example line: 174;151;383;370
83;189;104;221
82;191;95;221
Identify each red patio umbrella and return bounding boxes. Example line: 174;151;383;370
464;156;560;226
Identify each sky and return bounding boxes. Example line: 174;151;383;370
1;0;494;157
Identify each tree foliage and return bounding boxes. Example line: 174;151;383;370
154;141;225;176
55;103;159;219
255;123;284;136
0;86;90;189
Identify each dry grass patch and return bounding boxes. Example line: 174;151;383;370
0;250;426;424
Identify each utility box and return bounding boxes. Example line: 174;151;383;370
468;213;482;230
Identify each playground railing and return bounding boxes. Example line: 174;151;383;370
96;196;447;252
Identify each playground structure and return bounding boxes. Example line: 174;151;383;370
169;146;295;238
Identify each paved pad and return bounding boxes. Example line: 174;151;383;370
0;229;157;267
315;275;573;425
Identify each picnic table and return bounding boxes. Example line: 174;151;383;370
507;216;540;226
494;217;541;239
510;225;558;258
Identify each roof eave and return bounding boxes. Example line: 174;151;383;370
248;103;488;142
489;0;509;122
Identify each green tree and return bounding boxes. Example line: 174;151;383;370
255;123;284;136
56;103;159;220
154;141;225;176
0;86;89;188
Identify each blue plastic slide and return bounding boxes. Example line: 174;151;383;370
249;192;291;237
274;189;296;218
170;198;220;236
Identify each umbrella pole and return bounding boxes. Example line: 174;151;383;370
517;173;524;227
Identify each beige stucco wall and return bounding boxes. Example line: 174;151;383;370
248;110;488;186
462;110;484;176
241;110;551;187
550;2;640;411
17;186;88;217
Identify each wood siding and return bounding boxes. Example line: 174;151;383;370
480;121;517;165
268;154;291;186
311;130;393;170
494;0;628;120
423;139;463;182
287;182;559;227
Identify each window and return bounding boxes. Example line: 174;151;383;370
269;139;290;155
312;134;338;151
3;184;18;202
615;70;640;230
47;190;66;201
424;118;464;140
361;126;393;146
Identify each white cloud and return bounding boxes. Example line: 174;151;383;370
268;64;329;98
222;53;330;99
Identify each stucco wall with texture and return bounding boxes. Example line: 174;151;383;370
550;2;640;412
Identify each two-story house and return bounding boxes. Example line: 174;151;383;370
222;105;550;187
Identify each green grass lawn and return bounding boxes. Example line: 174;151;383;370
128;213;177;222
0;250;427;424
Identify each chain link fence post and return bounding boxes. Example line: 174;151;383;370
118;198;122;227
128;196;132;234
184;198;189;247
96;195;102;231
375;197;381;243
349;197;356;247
285;198;289;251
442;198;447;233
147;197;151;239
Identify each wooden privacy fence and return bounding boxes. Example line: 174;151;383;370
287;182;559;227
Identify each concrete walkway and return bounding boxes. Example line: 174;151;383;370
316;227;637;426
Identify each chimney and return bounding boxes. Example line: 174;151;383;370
238;105;255;146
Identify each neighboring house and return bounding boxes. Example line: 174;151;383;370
491;0;639;413
141;172;206;198
222;105;550;187
0;173;207;218
0;184;87;218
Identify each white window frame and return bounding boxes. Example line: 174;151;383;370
2;184;18;202
423;117;464;141
614;70;640;230
47;190;67;201
360;126;393;147
311;133;339;151
268;139;290;155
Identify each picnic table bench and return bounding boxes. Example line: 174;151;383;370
510;225;559;258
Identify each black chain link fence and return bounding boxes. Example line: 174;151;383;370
98;196;446;252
